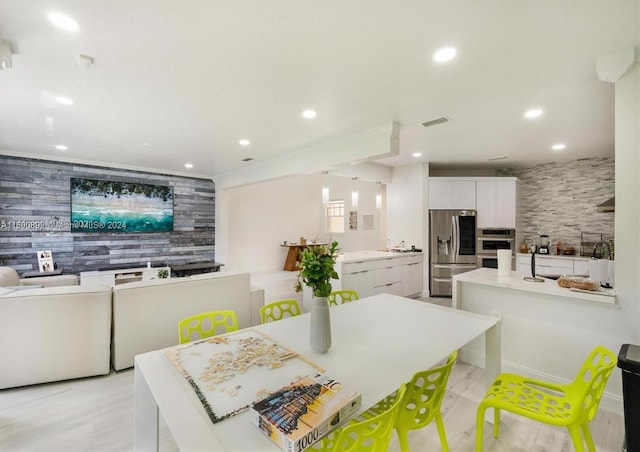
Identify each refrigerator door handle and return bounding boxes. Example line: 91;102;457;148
453;215;460;259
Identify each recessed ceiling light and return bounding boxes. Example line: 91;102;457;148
184;163;193;169
47;12;79;32
433;47;457;63
412;152;423;158
524;108;543;119
302;109;317;119
142;142;151;147
552;143;566;151
55;96;73;106
239;139;250;146
55;145;68;150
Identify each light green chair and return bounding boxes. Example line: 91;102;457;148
178;310;239;344
476;345;617;452
259;299;301;324
327;290;360;307
310;383;407;451
364;351;457;451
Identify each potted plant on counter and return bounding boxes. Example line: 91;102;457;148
294;240;339;353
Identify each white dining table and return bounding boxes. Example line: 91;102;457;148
134;293;501;451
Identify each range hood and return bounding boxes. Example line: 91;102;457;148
594;197;615;213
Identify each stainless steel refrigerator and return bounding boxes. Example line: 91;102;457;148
429;210;477;297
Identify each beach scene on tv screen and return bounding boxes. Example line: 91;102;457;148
70;178;174;233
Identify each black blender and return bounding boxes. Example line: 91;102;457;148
538;235;550;254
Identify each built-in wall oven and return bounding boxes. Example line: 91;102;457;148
476;228;516;269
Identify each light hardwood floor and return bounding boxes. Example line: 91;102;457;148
0;271;626;451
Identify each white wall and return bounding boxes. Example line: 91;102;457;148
387;163;429;295
323;174;386;252
225;174;324;273
387;163;428;249
222;173;386;273
615;60;640;332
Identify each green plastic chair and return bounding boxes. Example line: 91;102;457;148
178;310;239;344
363;351;457;451
259;299;301;324
311;383;407;451
327;290;360;307
476;345;617;452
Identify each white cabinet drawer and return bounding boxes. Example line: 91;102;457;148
341;270;374;298
402;255;423;265
573;259;591;276
342;260;375;274
518;255;572;268
535;256;573;270
535;256;573;276
374;266;402;287
373;281;403;296
373;257;402;270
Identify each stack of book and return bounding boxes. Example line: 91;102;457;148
250;373;361;452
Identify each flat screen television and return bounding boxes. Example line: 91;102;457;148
70;177;174;233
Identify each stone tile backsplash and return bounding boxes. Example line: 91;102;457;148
497;157;614;255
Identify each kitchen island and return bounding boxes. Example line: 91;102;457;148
453;267;615;307
452;267;624;414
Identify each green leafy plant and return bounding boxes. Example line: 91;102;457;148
157;268;169;279
294;240;340;298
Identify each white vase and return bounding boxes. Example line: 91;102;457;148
310;296;332;353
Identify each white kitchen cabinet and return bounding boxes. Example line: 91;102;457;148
373;281;403;296
515;254;592;276
573;259;591;276
535;257;573;276
373;257;403;296
428;179;476;210
515;254;530;273
476;178;517;228
401;255;423;297
80;266;171;287
340;261;375;298
337;252;423;298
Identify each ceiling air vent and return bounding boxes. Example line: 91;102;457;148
421;116;450;128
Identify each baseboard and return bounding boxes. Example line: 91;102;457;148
458;347;624;415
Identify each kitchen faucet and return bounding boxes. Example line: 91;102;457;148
592;240;612;260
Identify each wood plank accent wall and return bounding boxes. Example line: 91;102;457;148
0;156;215;276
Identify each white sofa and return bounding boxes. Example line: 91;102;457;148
0;266;79;287
0;284;112;389
111;271;265;370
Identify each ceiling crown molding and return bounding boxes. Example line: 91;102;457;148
597;47;637;83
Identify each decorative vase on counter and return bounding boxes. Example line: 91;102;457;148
309;296;332;353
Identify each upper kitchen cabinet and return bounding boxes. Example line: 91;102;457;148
428;178;476;210
476;178;517;228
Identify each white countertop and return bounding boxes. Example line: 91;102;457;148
453;267;615;305
337;250;422;262
515;253;592;261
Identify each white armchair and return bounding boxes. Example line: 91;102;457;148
0;266;78;287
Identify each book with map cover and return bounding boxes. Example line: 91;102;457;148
250;372;361;452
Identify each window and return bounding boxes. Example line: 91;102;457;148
326;200;344;234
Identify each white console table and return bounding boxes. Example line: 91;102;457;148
80;266;170;287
